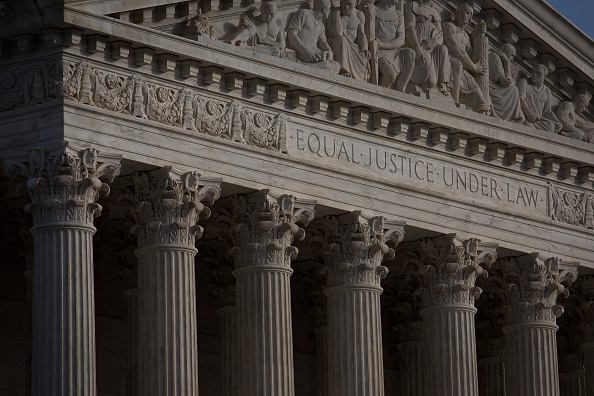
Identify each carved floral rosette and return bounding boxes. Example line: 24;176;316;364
405;235;498;309
220;191;315;271
119;167;221;250
318;212;405;290
494;254;579;326
550;183;594;229
4;143;122;227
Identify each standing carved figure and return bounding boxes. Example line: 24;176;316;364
556;93;594;142
326;0;370;80
287;0;340;72
518;64;562;133
374;0;415;91
442;3;489;113
404;0;450;94
488;43;524;122
224;1;286;57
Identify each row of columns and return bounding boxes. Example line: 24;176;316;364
4;143;593;396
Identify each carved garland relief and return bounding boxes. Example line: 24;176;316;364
0;60;288;153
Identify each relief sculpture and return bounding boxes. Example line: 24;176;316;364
145;84;183;127
403;0;450;95
518;64;562;134
224;0;287;57
556;93;594;142
488;44;524;122
550;184;594;229
92;70;134;114
326;0;370;80
442;3;489;113
287;0;340;72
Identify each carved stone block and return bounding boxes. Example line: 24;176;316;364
560;161;580;179
483;9;502;30
542;157;561;174
578;167;594;184
448;132;468;152
42;28;63;47
203;65;224;85
224;72;245;91
468;137;488;155
268;84;289;103
487;142;507;161
505;147;526;166
410;122;430;141
502;24;521;44
110;41;131;60
524;152;543;170
330;101;350;120
134;47;155;66
157;54;178;72
391;117;410;135
63;28;83;46
15;34;35;53
371;112;390;132
521;39;539;59
247;78;266;98
558;68;576;88
289;90;309;109
87;34;108;54
351;107;370;125
180;60;200;78
310;95;330;114
540;53;558;73
430;127;449;148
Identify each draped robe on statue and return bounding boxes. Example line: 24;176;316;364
488;51;524;122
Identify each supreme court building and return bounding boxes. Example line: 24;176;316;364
0;0;593;394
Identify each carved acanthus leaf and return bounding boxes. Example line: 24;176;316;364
223;191;316;271
409;234;498;309
4;143;122;226
320;211;405;289
491;254;579;325
119;167;221;249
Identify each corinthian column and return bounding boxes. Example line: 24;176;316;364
118;249;139;396
208;262;236;396
308;280;328;396
222;191;315;396
475;295;506;396
409;234;497;396
581;275;594;396
4;143;122;396
319;212;405;396
496;254;578;396
121;167;221;396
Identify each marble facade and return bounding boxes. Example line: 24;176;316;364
0;0;593;395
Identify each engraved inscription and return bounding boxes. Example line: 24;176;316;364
288;124;548;216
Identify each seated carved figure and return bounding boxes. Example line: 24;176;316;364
326;0;370;80
488;44;524;122
287;0;340;72
518;64;562;133
556;93;594;142
404;0;450;94
442;4;489;113
225;1;286;57
374;0;415;91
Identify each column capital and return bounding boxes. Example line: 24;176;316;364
120;166;221;250
221;190;316;271
4;142;122;227
319;211;405;290
408;234;498;309
494;254;578;326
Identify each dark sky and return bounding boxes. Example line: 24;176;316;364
544;0;594;40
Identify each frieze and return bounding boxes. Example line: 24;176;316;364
550;184;594;229
0;59;288;153
287;123;550;217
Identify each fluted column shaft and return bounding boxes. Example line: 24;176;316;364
422;306;479;395
217;305;236;396
397;340;424;396
326;286;384;396
32;224;97;396
23;268;33;396
137;246;198;395
504;323;559;396
584;342;594;396
477;355;506;396
559;372;585;396
226;191;315;396
235;266;294;396
320;213;405;396
123;286;139;396
412;235;497;396
4;144;122;396
314;325;328;396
